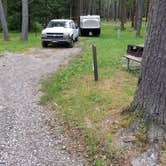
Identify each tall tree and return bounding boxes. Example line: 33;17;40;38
131;0;166;140
88;0;93;14
2;0;7;18
113;0;118;21
136;0;144;37
0;0;9;41
21;0;28;41
120;0;126;31
130;0;136;28
91;0;96;15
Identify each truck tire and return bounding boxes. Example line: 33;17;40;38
75;36;79;42
68;39;74;48
94;29;100;36
42;41;48;48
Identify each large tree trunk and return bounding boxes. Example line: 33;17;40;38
131;0;166;140
0;0;9;41
136;0;144;37
21;0;28;41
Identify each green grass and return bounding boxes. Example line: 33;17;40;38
41;21;145;165
0;32;41;52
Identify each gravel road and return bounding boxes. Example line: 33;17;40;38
0;47;84;166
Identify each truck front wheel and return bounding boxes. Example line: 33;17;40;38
42;41;48;48
68;39;74;48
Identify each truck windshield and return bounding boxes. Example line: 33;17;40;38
47;21;69;28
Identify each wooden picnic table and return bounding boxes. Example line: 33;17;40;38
124;44;144;70
127;44;144;57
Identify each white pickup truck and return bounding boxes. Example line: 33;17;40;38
41;19;79;48
80;15;101;36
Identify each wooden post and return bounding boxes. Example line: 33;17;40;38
92;45;98;81
127;58;130;70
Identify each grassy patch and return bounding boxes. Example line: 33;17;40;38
42;21;145;165
0;53;4;58
0;32;40;52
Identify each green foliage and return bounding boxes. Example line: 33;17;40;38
0;33;40;52
95;160;104;166
8;0;21;31
32;21;43;33
6;0;70;31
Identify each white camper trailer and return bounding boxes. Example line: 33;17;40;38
80;15;101;36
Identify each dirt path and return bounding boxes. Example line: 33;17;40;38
0;46;84;165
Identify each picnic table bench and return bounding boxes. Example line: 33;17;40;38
124;44;144;70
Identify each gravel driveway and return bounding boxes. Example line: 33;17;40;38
0;47;84;166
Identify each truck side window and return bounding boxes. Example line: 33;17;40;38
69;22;72;28
71;22;76;29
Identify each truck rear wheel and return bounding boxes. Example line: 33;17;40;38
93;29;100;36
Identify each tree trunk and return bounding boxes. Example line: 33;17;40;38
136;0;143;37
131;0;166;139
69;0;73;19
114;0;117;21
98;0;101;16
88;0;92;15
131;0;136;28
21;0;28;41
120;0;125;31
2;0;7;18
145;0;150;22
0;0;9;41
79;0;84;16
91;0;96;15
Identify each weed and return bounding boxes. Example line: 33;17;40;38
95;159;104;166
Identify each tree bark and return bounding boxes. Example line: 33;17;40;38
21;0;28;41
136;0;144;37
131;0;166;137
2;0;7;18
0;0;9;41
